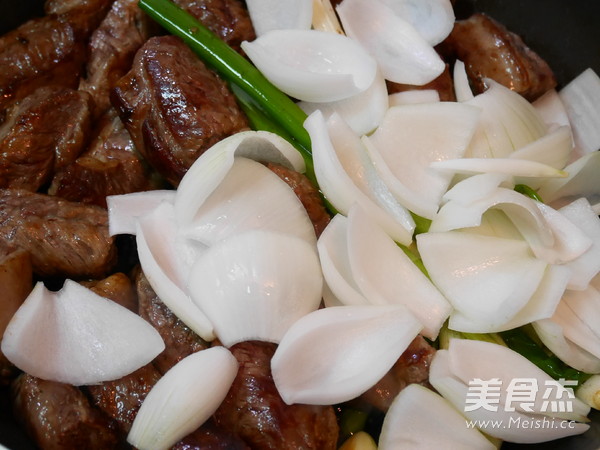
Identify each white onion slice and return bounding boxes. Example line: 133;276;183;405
430;158;567;179
271;305;422;405
533;319;600;374
1;281;165;385
576;375;600;409
441;172;509;204
298;68;388;136
378;0;455;46
563;286;600;351
559;68;600;154
184;157;315;246
312;0;344;34
453;59;474;102
553;298;600;361
107;190;176;236
347;205;451;339
127;347;238;450
175;130;305;227
378;384;495;450
430;347;590;443
304;110;414;245
136;217;215;341
317;214;370;307
418;231;547;331
337;0;444;85
246;0;312;36
533;89;571;130
241;29;376;103
509;125;573;170
365;102;480;219
187;230;322;347
388;89;440;106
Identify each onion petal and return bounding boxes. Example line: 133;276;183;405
107;190;176;236
246;0;312;36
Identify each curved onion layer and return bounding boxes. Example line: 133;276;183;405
365;102;480;219
509;125;573;171
533;319;600;374
378;384;494;450
241;29;377;103
298;68;389;136
1;281;165;385
107;190;176;236
337;0;444;85
246;0;312;36
305;110;414;245
127;347;238;450
430;345;590;443
187;230;322;347
417;231;550;332
576;375;600;410
136;213;215;341
271;305;422;405
465;80;548;158
388;89;440;106
560;286;600;358
453;59;474;102
346;205;451;339
175;130;305;227
378;0;455;46
533;89;571;130
183;157;316;246
430;158;567;179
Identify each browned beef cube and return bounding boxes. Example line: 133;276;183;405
172;0;255;53
173;419;250;450
0;189;117;279
81;271;138;313
440;13;556;101
213;341;339;449
45;0;115;39
0;16;86;110
136;269;208;374
12;374;121;449
0;86;93;191
111;35;249;186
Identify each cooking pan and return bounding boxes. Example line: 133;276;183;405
0;0;599;448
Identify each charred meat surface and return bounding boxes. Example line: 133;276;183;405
357;335;436;413
12;374;121;449
86;363;161;436
0;16;85;110
266;163;331;238
79;0;156;118
112;35;250;186
0;189;117;279
173;419;250;450
440;13;556;101
44;0;115;39
0;86;92;191
213;341;339;449
136;269;208;374
49;108;162;207
172;0;255;52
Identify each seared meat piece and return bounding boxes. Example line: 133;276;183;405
81;272;138;312
136;269;208;374
112;35;250;186
45;0;115;39
0;86;93;191
86;363;162;435
0;16;86;110
79;0;156;117
0;189;117;279
357;335;436;412
213;341;339;449
0;249;32;384
172;0;255;52
12;374;121;449
49;108;162;207
387;63;456;102
440;13;556;101
266;163;331;238
173;419;250;450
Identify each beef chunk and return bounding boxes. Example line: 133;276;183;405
357;335;436;412
0;86;93;191
440;13;556;101
213;341;339;449
44;0;115;39
136;269;208;374
81;272;138;312
173;420;250;450
172;0;255;52
79;0;156;117
387;63;456;102
0;16;86;110
266;163;331;238
0;189;117;279
49;108;162;207
12;374;121;449
112;35;249;186
86;363;162;435
0;249;32;384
